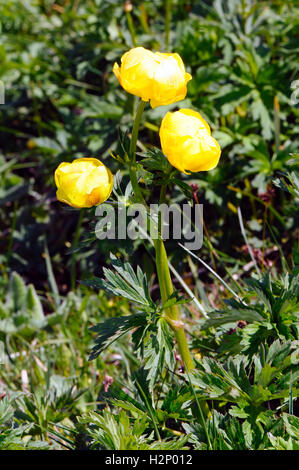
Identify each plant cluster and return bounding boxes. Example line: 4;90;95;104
0;0;298;451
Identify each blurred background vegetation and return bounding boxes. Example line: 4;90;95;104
0;0;298;450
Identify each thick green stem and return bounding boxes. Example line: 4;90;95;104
129;100;146;160
154;235;194;371
129;99;194;371
129;99;147;205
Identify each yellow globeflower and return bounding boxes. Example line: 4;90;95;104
54;158;113;208
159;109;221;173
113;47;192;108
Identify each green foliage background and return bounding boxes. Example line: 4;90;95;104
0;0;298;450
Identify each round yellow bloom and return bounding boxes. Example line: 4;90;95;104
159;109;221;173
113;47;192;108
54;158;113;208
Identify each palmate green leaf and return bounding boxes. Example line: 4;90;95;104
143;318;175;391
161;386;192;418
240;322;275;357
184;408;296;450
183;410;248;450
136;163;154;186
229;406;249;419
86;254;155;310
213;411;248;450
160;291;188;311
190;357;247;402
0;396;14;425
273;171;299;199
140;147;171;173
265;339;297;368
89;312;147;360
172;177;193;200
88;258;178;377
108;399;147;419
255;362;277;388
133;368;154;409
271;276;299;328
206;270;298;355
0;426;50;450
78;409;148;450
190;340;298;411
203;307;265;329
111;130;131;164
0;394;50;450
139;149;191;198
102;385;147;415
78;408;188;450
226;356;252;396
245;273;275;314
147;435;189;450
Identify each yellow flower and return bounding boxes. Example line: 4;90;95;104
113;47;192;108
54;158;113;208
159;109;221;173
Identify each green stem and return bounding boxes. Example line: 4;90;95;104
154;238;194;371
135;377;161;441
185;365;212;449
126;11;137;47
129;99;146;160
159;183;167;206
129;99;147;204
157;182;194;370
138;4;150;34
71;209;84;290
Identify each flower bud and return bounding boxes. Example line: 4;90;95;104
113;47;192;108
159;109;221;173
54;158;113;208
124;1;133;12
